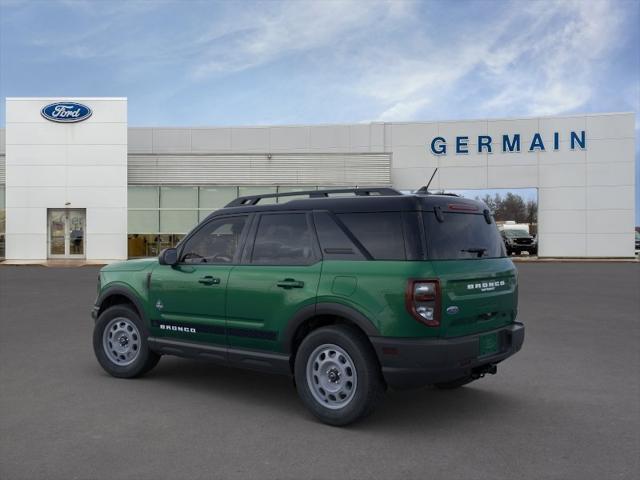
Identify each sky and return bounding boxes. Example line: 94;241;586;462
0;0;638;220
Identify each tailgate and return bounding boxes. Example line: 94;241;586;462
432;258;518;337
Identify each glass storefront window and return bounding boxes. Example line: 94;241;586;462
239;186;277;205
198;210;213;223
127;234;185;258
127;210;159;234
199;186;237;209
276;185;315;203
160;210;198;233
128;186;159;208
160;186;198;208
126;185;330;258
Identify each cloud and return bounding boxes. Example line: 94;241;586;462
348;0;626;121
189;1;409;79
481;0;624;116
5;0;635;125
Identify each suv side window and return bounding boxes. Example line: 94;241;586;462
313;211;366;260
337;212;406;260
251;213;316;265
180;215;248;264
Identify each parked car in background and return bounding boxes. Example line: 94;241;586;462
635;230;640;252
501;229;537;256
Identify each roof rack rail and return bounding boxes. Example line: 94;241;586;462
225;187;402;207
415;186;460;197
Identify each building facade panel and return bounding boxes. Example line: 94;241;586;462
586;233;635;257
538;187;586;211
4;97;128;261
0;103;636;260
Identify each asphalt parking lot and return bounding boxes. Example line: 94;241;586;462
0;263;638;480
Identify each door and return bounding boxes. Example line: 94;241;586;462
148;215;250;347
226;212;322;352
47;209;86;258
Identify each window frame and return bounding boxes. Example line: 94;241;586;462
336;211;408;261
176;213;252;266
312;210;371;260
241;211;322;266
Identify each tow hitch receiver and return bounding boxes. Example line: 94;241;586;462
471;364;498;379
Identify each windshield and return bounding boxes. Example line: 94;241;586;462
503;229;529;237
423;212;506;260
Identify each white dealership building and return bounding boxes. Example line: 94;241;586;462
0;97;636;261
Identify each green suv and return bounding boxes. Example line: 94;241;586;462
92;188;524;425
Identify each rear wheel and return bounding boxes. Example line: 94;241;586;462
294;325;384;426
93;304;160;378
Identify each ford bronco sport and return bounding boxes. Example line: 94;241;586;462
92;188;524;426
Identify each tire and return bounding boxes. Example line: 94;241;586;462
93;304;160;378
294;325;384;426
434;376;475;390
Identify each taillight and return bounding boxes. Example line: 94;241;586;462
405;279;440;327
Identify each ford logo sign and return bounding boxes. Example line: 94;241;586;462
446;306;460;315
41;102;92;123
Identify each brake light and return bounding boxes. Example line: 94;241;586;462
405;279;440;327
448;203;478;212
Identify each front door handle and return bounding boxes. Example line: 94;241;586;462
198;275;221;285
276;278;305;289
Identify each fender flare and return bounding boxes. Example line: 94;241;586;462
281;302;380;353
95;285;149;325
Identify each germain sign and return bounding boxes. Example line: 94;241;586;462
41;102;92;123
429;130;586;155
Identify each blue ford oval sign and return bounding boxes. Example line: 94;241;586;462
41;102;92;123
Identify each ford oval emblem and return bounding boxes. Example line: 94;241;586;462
446;306;460;315
41;102;92;123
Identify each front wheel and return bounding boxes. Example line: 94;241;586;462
294;325;384;426
93;304;160;378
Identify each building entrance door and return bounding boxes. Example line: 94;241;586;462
47;209;86;258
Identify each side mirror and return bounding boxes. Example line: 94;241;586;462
159;247;178;266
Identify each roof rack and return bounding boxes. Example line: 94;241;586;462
225;187;402;207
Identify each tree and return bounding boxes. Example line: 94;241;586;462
476;194;497;214
496;192;527;222
525;199;538;225
472;191;536;224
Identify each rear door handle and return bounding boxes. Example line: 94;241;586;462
276;278;305;289
198;275;221;285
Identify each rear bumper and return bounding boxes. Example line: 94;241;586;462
370;323;525;389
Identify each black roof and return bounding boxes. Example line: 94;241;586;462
202;187;488;222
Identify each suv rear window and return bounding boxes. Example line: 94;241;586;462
337;212;405;260
423;212;505;260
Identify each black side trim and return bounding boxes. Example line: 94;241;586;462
147;337;291;375
280;302;380;353
150;320;277;340
227;327;277;340
148;337;227;363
